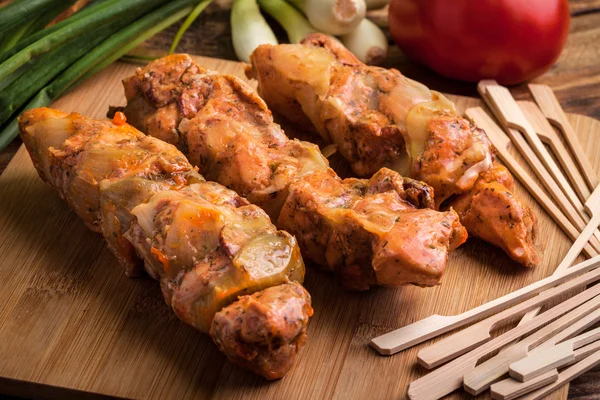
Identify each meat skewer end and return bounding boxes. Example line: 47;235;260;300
210;282;313;380
18;107;312;379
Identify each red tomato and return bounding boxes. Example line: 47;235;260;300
388;0;570;85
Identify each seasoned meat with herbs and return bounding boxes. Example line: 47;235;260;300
279;168;467;290
19;107;311;379
211;282;312;380
118;54;468;289
248;35;538;267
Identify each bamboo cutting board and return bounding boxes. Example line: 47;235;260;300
1;56;599;400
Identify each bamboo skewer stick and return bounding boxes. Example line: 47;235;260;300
519;100;591;202
477;83;596;240
417;204;600;369
518;349;600;400
509;327;600;382
479;81;588;219
493;341;600;400
491;371;558;400
466;107;600;256
506;186;600;341
491;340;600;400
461;304;600;394
407;283;600;400
370;256;600;356
528;83;599;190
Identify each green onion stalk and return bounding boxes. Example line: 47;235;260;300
257;0;318;44
169;0;212;54
0;0;170;81
0;0;199;151
0;17;132;125
0;0;67;38
231;0;278;62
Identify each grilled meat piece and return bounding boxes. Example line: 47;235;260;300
211;282;312;380
247;34;538;267
451;164;538;267
279;168;466;290
19;107;311;379
118;54;468;290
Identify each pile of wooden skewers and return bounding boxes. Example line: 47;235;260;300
371;83;600;400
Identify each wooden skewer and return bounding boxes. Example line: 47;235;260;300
585;185;600;216
370;256;600;356
509;327;600;382
518;349;600;400
491;371;558;400
407;283;600;400
477;83;594;237
528;83;599;190
508;186;600;339
418;206;600;369
480;81;587;219
491;339;600;400
466;107;600;256
461;298;600;394
518;101;591;202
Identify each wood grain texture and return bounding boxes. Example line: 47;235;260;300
2;54;599;400
0;0;599;398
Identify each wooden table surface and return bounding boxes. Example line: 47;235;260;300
1;0;599;398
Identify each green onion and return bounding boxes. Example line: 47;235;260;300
257;0;317;44
0;0;168;81
169;0;212;54
0;17;126;125
0;0;66;38
0;0;109;65
231;0;278;62
287;0;366;36
0;0;197;151
0;18;37;54
339;18;388;65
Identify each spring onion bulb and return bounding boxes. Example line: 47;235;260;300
231;0;278;62
288;0;366;36
365;0;390;10
257;0;317;43
339;18;388;65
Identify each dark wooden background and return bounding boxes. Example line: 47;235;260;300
1;0;599;398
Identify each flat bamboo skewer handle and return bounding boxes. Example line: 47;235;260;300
509;327;600;382
480;81;587;219
371;256;600;356
491;371;559;400
418;207;600;369
491;340;600;400
519;101;591;202
461;297;600;394
370;256;600;355
477;83;593;237
528;83;599;190
407;282;600;400
519;349;600;400
465;107;600;256
510;186;600;335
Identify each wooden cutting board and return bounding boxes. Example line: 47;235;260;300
1;55;598;400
